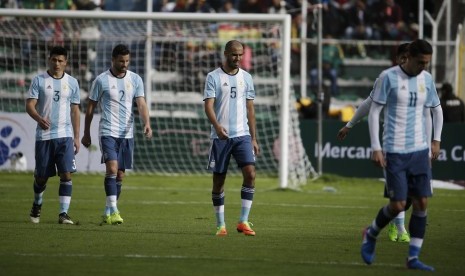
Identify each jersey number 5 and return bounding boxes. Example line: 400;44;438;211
230;87;237;99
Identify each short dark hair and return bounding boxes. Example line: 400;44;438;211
396;43;409;56
224;40;243;52
49;46;68;59
112;44;130;58
408;39;433;57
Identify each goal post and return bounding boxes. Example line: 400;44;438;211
0;9;316;189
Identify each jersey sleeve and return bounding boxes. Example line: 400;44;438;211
134;74;145;98
89;77;102;102
203;73;216;100
245;73;255;100
27;76;40;99
425;77;440;108
71;78;81;104
370;72;389;105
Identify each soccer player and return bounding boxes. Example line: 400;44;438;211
26;46;81;225
81;44;152;225
361;39;443;271
204;40;259;236
337;43;416;243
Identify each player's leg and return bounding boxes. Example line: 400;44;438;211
207;138;231;236
406;196;434;271
115;138;133;201
100;136;122;225
116;170;124;200
383;180;399;241
234;136;256;236
406;149;434;271
393;211;410;242
362;200;404;264
213;173;227;236
30;140;54;223
362;152;407;264
55;137;77;224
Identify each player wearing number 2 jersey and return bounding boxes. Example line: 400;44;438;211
81;44;152;225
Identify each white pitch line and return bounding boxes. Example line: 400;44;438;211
5;198;465;212
11;252;403;268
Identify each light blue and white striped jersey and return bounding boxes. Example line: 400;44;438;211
89;69;144;138
203;67;255;139
371;66;440;153
28;72;80;141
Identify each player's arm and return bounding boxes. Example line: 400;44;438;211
135;96;152;139
71;103;80;154
81;99;97;148
337;96;373;140
26;98;50;130
246;99;259;155
204;98;228;139
430;105;443;161
368;102;385;168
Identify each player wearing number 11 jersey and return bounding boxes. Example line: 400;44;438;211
204;40;260;236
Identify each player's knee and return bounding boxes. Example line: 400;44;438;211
35;177;48;187
389;201;405;214
244;171;255;183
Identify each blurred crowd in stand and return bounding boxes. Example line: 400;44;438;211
3;0;460;123
1;0;434;42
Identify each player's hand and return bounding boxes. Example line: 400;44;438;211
74;137;80;154
81;134;91;148
371;150;386;168
430;140;441;161
144;126;153;139
38;117;51;130
252;139;260;156
216;126;228;140
337;126;350;141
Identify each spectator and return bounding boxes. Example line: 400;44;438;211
187;0;215;13
73;0;101;10
238;0;265;13
372;0;413;40
440;82;465;123
268;0;286;14
171;0;189;12
220;0;238;13
309;34;343;97
344;0;379;57
321;0;355;37
344;0;378;40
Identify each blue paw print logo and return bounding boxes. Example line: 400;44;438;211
0;126;21;166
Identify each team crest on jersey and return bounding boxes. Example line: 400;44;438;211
419;84;426;93
238;80;244;88
126;82;132;90
62;84;69;92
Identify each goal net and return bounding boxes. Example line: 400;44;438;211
0;9;316;189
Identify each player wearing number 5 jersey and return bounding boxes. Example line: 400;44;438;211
204;40;259;236
26;46;81;225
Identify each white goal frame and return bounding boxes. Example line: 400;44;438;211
0;8;296;188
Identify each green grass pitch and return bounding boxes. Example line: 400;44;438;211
0;172;463;275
